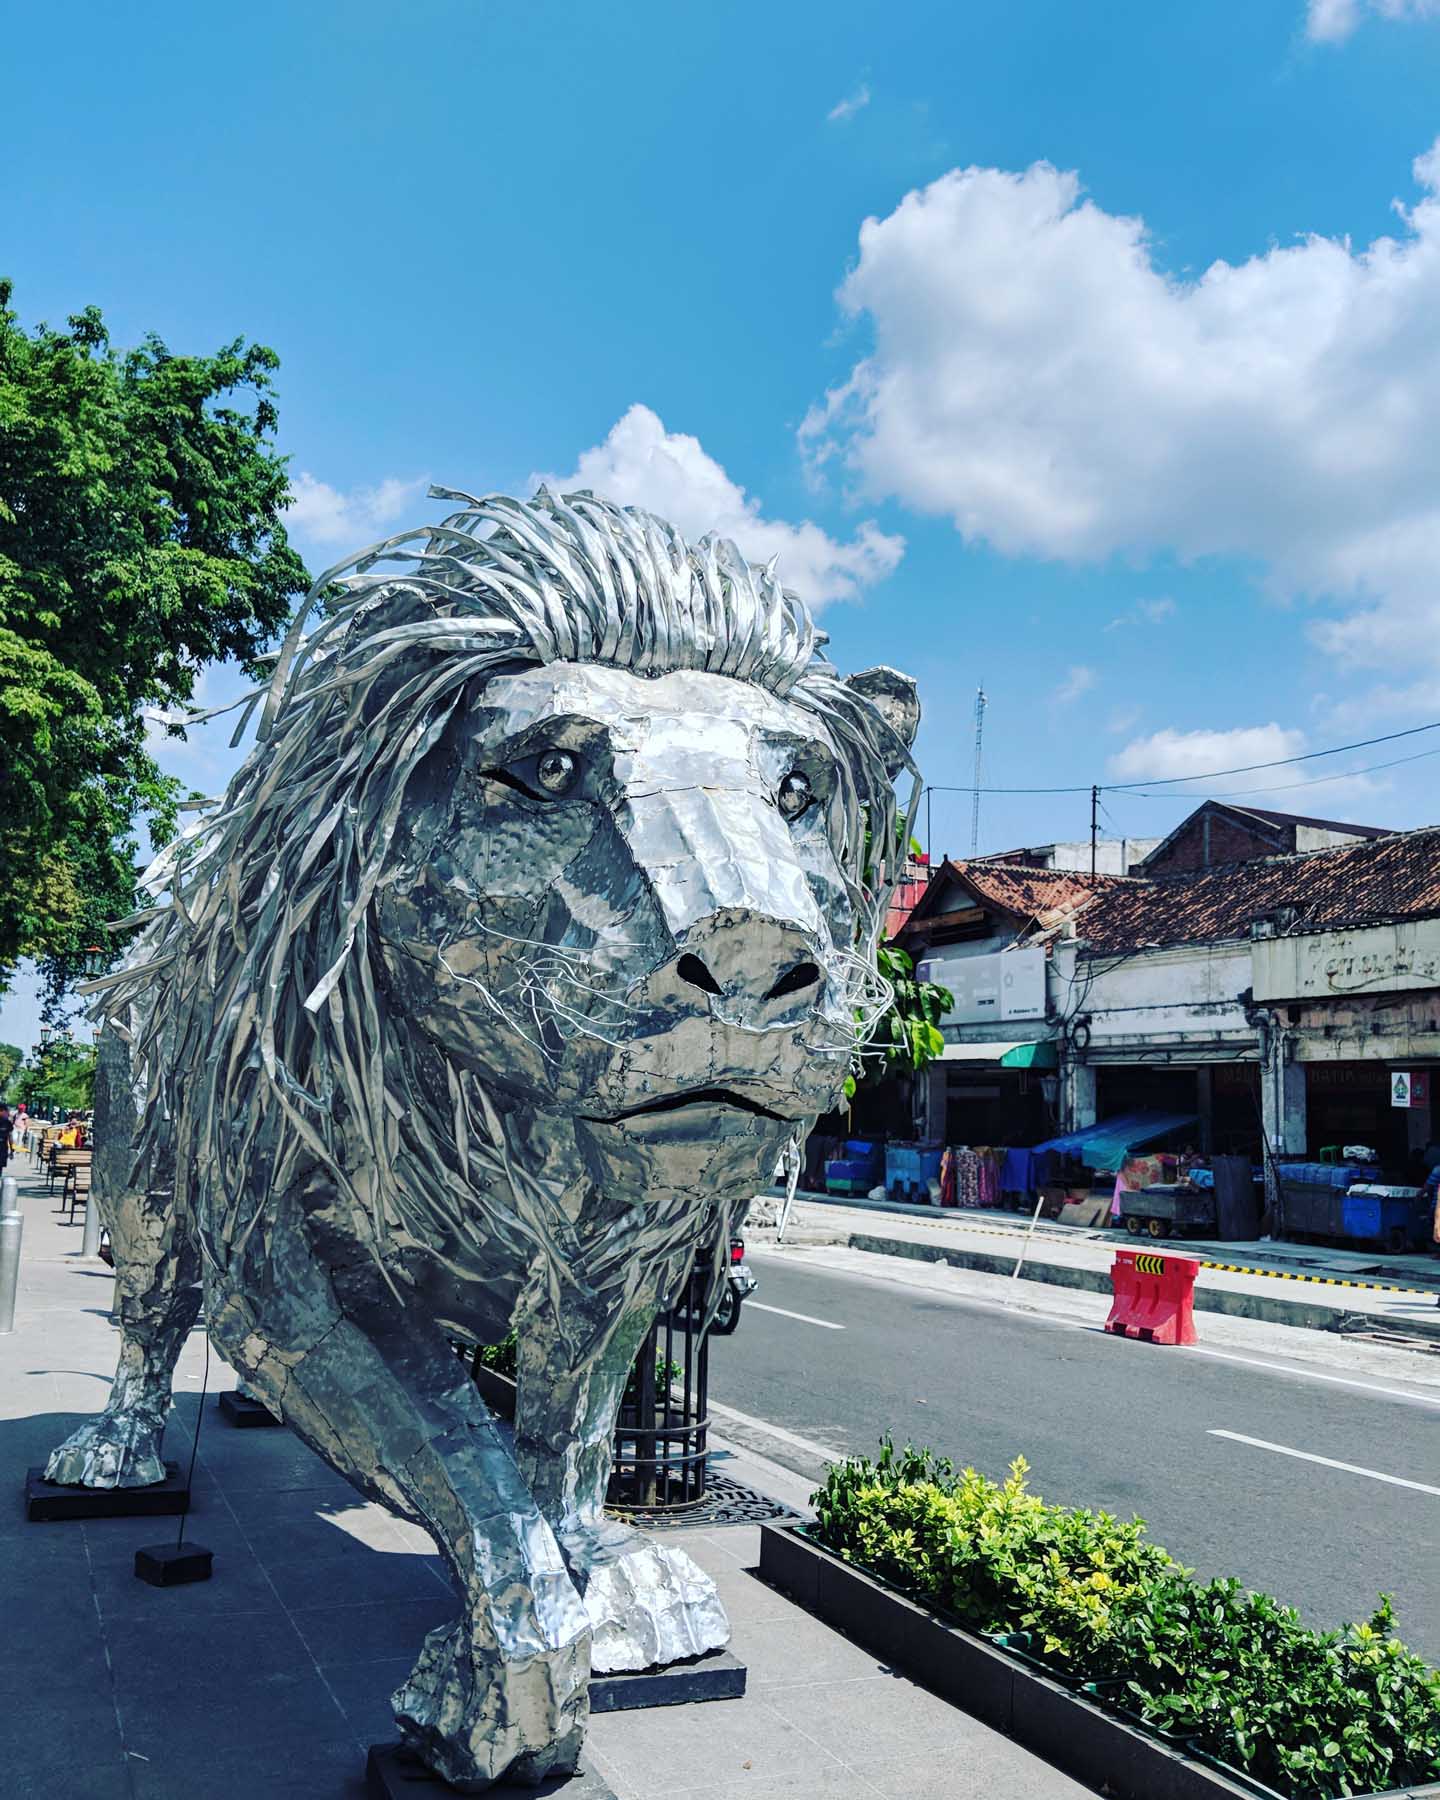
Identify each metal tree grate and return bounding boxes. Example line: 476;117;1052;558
608;1470;806;1532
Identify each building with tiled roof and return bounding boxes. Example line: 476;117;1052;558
898;858;1128;954
1078;826;1440;956
1134;799;1391;876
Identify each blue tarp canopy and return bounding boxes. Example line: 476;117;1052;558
1032;1110;1198;1175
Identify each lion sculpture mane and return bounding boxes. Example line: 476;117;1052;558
47;487;920;1791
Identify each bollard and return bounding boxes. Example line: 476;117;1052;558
0;1176;23;1335
81;1189;103;1257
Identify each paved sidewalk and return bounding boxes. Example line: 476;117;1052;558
760;1194;1440;1342
0;1159;1093;1800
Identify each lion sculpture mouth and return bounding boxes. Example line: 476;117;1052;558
581;1086;789;1124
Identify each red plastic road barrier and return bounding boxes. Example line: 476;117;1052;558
1104;1249;1199;1346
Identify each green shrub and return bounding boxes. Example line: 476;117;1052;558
810;1442;1440;1799
468;1333;682;1395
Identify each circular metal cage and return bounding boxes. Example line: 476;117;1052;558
607;1269;712;1514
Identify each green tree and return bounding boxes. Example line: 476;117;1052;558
0;1041;22;1099
10;1038;96;1113
0;281;308;997
845;944;953;1100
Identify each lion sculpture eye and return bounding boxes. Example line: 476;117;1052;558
536;748;580;797
777;770;813;821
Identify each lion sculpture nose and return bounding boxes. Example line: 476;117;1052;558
651;913;827;1031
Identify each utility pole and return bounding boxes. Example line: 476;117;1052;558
969;683;987;855
1090;784;1099;878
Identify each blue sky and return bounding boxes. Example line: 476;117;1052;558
7;0;1440;1047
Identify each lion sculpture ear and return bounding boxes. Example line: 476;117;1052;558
845;665;921;775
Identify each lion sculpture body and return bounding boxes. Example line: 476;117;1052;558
47;488;919;1791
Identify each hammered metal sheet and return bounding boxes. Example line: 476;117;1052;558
48;488;920;1790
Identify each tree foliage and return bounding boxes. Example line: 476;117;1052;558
846;944;953;1099
0;280;308;997
7;1038;96;1112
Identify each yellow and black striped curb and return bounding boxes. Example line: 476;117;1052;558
1198;1260;1434;1296
813;1204;1438;1298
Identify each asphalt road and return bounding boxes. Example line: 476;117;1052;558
708;1252;1440;1656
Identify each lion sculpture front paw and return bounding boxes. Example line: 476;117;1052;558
392;1617;588;1792
563;1518;731;1673
44;1410;168;1488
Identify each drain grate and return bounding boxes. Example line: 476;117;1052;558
609;1470;806;1531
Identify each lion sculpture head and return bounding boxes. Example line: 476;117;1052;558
104;486;918;1327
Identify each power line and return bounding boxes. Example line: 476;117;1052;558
924;716;1440;797
1115;743;1440;802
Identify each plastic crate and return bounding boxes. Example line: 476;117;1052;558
885;1142;944;1204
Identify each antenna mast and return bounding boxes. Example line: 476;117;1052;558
969;683;987;854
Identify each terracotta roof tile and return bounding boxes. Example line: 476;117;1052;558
1079;826;1440;955
957;862;1124;926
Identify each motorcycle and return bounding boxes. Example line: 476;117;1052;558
708;1232;757;1336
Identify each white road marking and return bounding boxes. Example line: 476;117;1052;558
707;1399;845;1465
756;1245;1440;1410
1186;1344;1440;1409
1209;1430;1440;1496
747;1300;845;1330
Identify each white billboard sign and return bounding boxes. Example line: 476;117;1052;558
921;946;1048;1025
1252;920;1440;1002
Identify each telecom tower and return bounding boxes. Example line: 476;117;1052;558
970;683;987;854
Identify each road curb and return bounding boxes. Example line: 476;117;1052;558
843;1230;1440;1345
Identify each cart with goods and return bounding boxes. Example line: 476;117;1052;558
1274;1160;1376;1242
1117;1182;1218;1239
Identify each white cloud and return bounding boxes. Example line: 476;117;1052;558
1105;596;1176;632
803;141;1440;691
1305;0;1440;44
535;404;903;608
1053;664;1097;704
1106;722;1393;810
285;471;429;549
1110;725;1307;783
827;84;871;123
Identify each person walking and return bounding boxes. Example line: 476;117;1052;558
0;1105;12;1177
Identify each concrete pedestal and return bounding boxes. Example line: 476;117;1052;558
591;1648;746;1712
26;1463;188;1521
365;1744;616;1798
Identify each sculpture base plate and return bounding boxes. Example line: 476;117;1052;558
26;1463;187;1522
218;1390;282;1428
591;1648;746;1712
134;1540;213;1586
366;1745;616;1797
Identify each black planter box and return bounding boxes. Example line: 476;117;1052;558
757;1525;1440;1800
470;1364;517;1421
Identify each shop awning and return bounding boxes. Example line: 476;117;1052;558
940;1040;1058;1070
1032;1109;1197;1173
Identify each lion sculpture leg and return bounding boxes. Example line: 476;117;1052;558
44;1192;201;1487
205;1190;592;1790
513;1273;730;1675
46;1029;202;1489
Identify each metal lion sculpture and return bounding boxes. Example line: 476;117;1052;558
48;487;920;1790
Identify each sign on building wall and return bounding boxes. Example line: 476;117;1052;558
920;946;1048;1025
1252;920;1440;1002
1392;1071;1431;1109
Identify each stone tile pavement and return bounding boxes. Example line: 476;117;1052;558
0;1157;1092;1798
